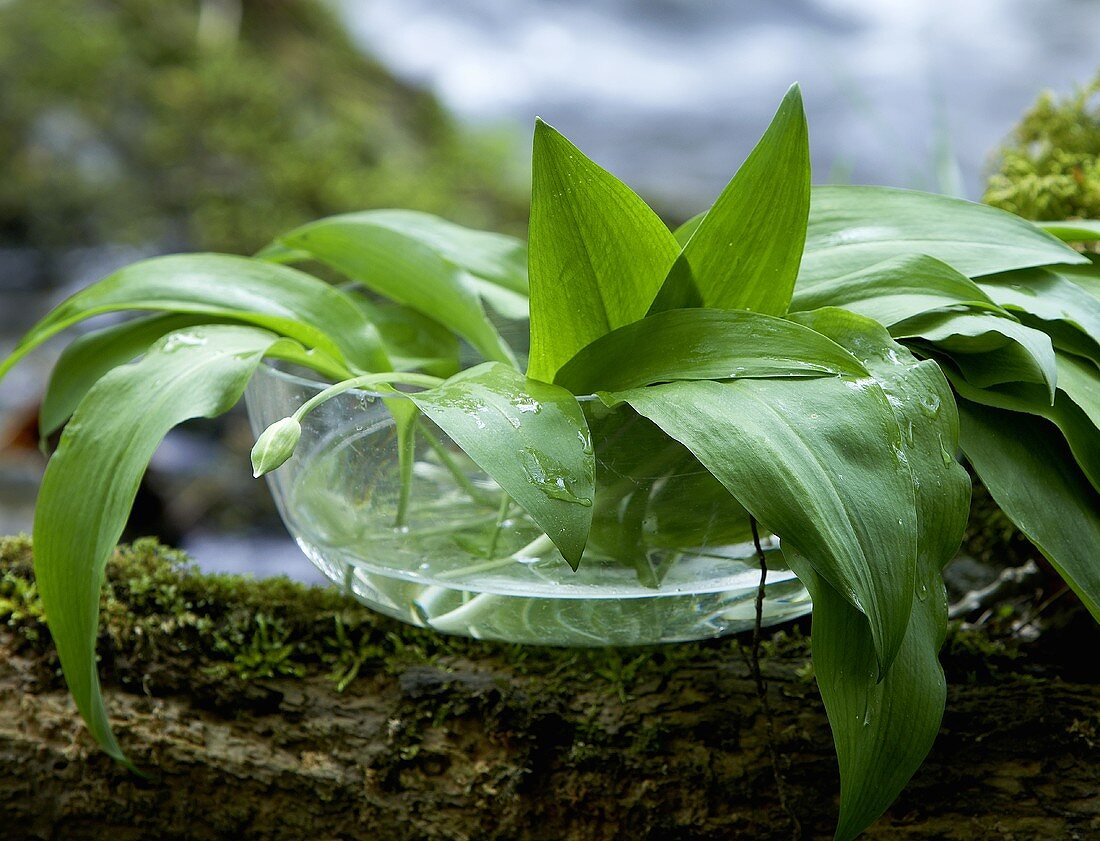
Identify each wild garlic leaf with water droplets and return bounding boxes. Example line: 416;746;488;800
603;366;918;677
409;362;594;568
39;313;211;440
786;307;970;840
32;325;297;766
526;119;680;382
553;307;863;394
649;84;810;316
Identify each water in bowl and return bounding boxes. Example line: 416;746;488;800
283;417;812;646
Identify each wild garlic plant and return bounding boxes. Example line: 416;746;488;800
2;85;1097;840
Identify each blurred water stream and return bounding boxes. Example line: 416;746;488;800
341;0;1100;209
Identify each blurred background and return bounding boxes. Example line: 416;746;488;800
1;0;1098;580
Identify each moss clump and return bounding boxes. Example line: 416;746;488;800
984;72;1100;222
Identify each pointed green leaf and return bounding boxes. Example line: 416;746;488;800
40;309;360;442
260;209;528;294
671;212;706;247
352;296;461;379
977;265;1100;364
553;307;864;394
801;186;1089;284
33;325;292;763
39;314;208;439
940;352;1100;491
650;84;810;315
1054;352;1100;430
792;566;947;841
1059;258;1100;299
892;310;1057;400
790;254;1004;327
267;215;517;367
790;307;972;566
409;362;594;567
958;400;1100;622
785;308;969;841
606;370;918;676
0;254;387;382
527;119;680;381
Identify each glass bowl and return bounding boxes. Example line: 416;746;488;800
244;363;812;645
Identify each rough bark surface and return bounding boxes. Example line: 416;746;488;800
0;537;1097;840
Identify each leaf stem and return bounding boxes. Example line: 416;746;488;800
417;420;495;506
749;516;801;840
394;415;416;529
291;372;443;423
486;493;512;558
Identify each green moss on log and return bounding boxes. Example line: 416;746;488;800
0;535;799;705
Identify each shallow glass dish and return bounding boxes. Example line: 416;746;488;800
245;363;812;645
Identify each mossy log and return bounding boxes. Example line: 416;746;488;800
1;536;1098;840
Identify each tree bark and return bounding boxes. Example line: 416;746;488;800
0;537;1097;840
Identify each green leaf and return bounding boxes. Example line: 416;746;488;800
792;566;947;841
38;311;352;444
1035;219;1100;242
409;362;595;567
33;325;293;763
671;212;705;247
1055;352;1100;430
352;296;461;379
267;215;518;367
0;254;385;382
977;265;1100;364
650;84;810;315
790;308;972;565
39;314;207;440
940;352;1100;491
892;310;1057;400
526;119;680;381
958;400;1100;622
784;307;969;841
800;186;1089;284
553;307;864;394
1059;258;1100;299
465;276;531;322
276;209;527;291
605;370;918;676
790;254;1004;327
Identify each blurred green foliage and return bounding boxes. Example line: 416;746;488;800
984;72;1100;221
0;0;526;263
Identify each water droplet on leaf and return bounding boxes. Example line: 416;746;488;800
519;447;592;507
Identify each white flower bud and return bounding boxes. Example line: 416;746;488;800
251;417;302;477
